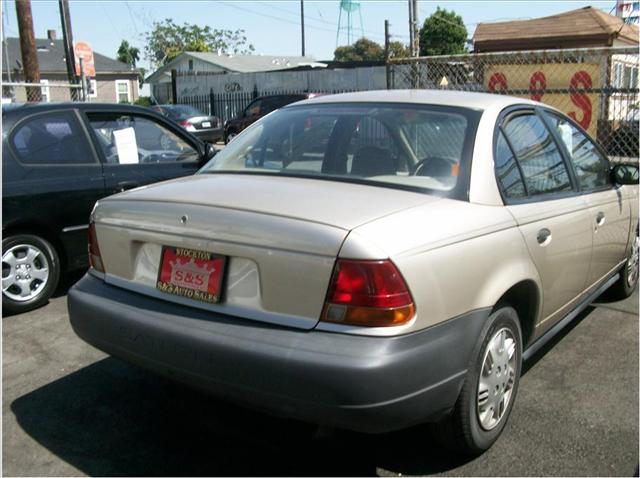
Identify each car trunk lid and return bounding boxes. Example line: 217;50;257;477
92;174;436;329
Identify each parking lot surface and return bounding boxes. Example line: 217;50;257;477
2;274;639;477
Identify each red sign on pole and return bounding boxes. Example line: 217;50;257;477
74;42;95;77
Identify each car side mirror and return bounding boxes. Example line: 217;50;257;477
611;163;639;186
202;142;217;164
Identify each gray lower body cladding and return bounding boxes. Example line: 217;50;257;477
67;274;490;433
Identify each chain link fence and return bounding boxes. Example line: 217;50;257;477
2;81;85;104
388;46;639;162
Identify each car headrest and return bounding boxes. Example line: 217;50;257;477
351;146;395;177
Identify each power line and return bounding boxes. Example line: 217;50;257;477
254;1;405;40
218;1;353;38
125;1;142;38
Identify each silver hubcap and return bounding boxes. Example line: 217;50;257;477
627;235;639;288
227;133;236;142
2;244;50;302
477;327;517;431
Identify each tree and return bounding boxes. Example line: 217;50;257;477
144;19;254;66
334;38;385;62
419;7;467;56
117;40;146;87
388;41;410;59
117;40;140;67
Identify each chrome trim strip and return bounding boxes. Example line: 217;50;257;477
62;224;89;233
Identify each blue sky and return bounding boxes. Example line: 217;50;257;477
3;0;616;70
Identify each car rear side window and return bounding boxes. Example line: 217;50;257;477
11;111;95;165
495;131;526;198
543;111;610;191
502;113;572;196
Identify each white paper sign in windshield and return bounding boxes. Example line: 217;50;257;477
113;127;139;164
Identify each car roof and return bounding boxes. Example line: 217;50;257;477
292;89;539;111
258;93;309;100
2;102;158;116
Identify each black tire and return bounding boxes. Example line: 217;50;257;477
433;306;523;455
606;227;639;301
224;130;238;144
2;234;61;315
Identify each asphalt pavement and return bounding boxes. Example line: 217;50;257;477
2;273;639;476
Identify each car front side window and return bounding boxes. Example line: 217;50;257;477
543;111;611;192
87;113;199;165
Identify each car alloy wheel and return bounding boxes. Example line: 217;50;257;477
2;243;50;302
476;327;517;431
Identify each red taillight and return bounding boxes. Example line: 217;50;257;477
179;120;190;126
88;222;104;273
321;259;415;327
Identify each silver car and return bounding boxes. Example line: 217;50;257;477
68;90;639;454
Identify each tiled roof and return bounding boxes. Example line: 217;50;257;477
473;7;639;50
2;37;138;75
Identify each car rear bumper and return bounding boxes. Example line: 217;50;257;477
68;274;490;433
191;127;223;143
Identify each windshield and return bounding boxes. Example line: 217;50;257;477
201;102;481;198
165;105;205;119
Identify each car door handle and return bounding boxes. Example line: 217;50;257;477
596;211;606;227
537;228;552;246
117;181;139;192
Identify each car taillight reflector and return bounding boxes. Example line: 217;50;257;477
321;259;415;327
179;120;190;126
88;222;104;273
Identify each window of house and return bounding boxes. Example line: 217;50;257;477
188;59;194;71
629;66;638;89
40;79;50;103
614;63;624;88
88;79;97;99
115;80;130;103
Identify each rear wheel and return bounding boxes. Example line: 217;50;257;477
606;227;639;300
2;234;60;315
225;130;238;144
433;306;522;455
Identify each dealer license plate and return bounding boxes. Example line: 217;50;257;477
156;246;226;304
201;121;211;128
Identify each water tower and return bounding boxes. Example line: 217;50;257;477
335;0;365;48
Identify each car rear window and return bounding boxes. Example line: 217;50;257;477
165;105;204;119
202;102;481;199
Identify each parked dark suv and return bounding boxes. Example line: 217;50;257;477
223;93;318;143
2;102;215;314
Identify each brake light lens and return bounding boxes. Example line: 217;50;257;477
88;221;104;273
321;259;415;327
179;120;196;132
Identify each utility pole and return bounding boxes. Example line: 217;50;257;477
407;0;414;56
412;0;420;56
15;0;41;101
2;4;13;84
300;0;305;57
58;0;78;98
384;19;390;89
